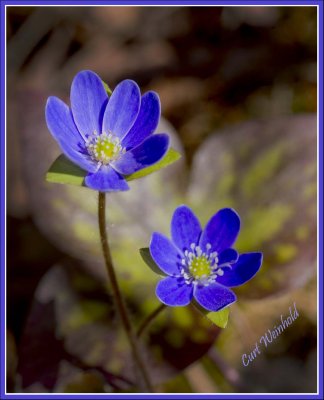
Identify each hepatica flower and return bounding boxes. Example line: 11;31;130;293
45;70;169;191
150;206;263;312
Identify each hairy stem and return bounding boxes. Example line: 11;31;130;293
98;192;153;392
137;304;167;338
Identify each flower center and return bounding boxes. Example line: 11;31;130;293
189;255;212;280
180;243;225;286
86;132;125;165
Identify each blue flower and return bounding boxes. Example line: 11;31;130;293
45;70;170;192
150;205;263;312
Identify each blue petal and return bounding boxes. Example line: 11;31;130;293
156;277;193;307
150;232;183;276
45;96;97;173
194;283;237;312
85;165;129;192
218;248;239;266
70;70;108;138
199;208;241;253
216;252;263;287
112;134;169;175
121;91;161;149
102;79;140;140
171;205;202;253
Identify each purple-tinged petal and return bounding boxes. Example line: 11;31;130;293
121;91;160;149
70;70;108;138
194;283;237;312
171;205;202;253
150;232;183;276
85;165;129;192
103;79;140;140
217;253;263;287
199;208;241;253
45;96;97;173
156;277;193;307
218;248;239;266
46;96;83;150
112;134;169;175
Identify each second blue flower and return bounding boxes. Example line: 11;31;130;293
150;206;263;312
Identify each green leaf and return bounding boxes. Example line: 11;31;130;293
102;80;112;96
126;148;181;181
46;148;181;187
194;301;230;328
46;155;86;186
139;248;166;276
205;308;230;328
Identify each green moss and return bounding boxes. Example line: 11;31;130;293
67;186;97;214
52;198;66;211
104;335;127;374
201;357;233;392
162;373;192;393
190;328;209;343
305;163;317;178
72;274;99;292
73;221;98;246
114;240;156;284
236;204;293;250
303;182;317;199
165;328;186;348
296;225;310;241
220;152;235;169
172;307;194;329
271;269;286;284
218;173;235;194
64;372;105;393
242;144;285;198
275;243;298;263
66;300;109;330
257;276;275;290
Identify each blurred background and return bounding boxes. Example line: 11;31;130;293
6;6;317;393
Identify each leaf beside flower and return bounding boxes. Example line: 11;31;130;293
102;80;113;96
205;308;230;328
126;148;181;181
139;248;166;276
46;148;181;187
46;154;86;186
194;302;230;329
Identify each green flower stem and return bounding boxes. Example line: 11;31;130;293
98;192;154;393
137;304;167;338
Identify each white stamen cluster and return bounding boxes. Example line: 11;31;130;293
86;131;126;165
180;242;225;287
